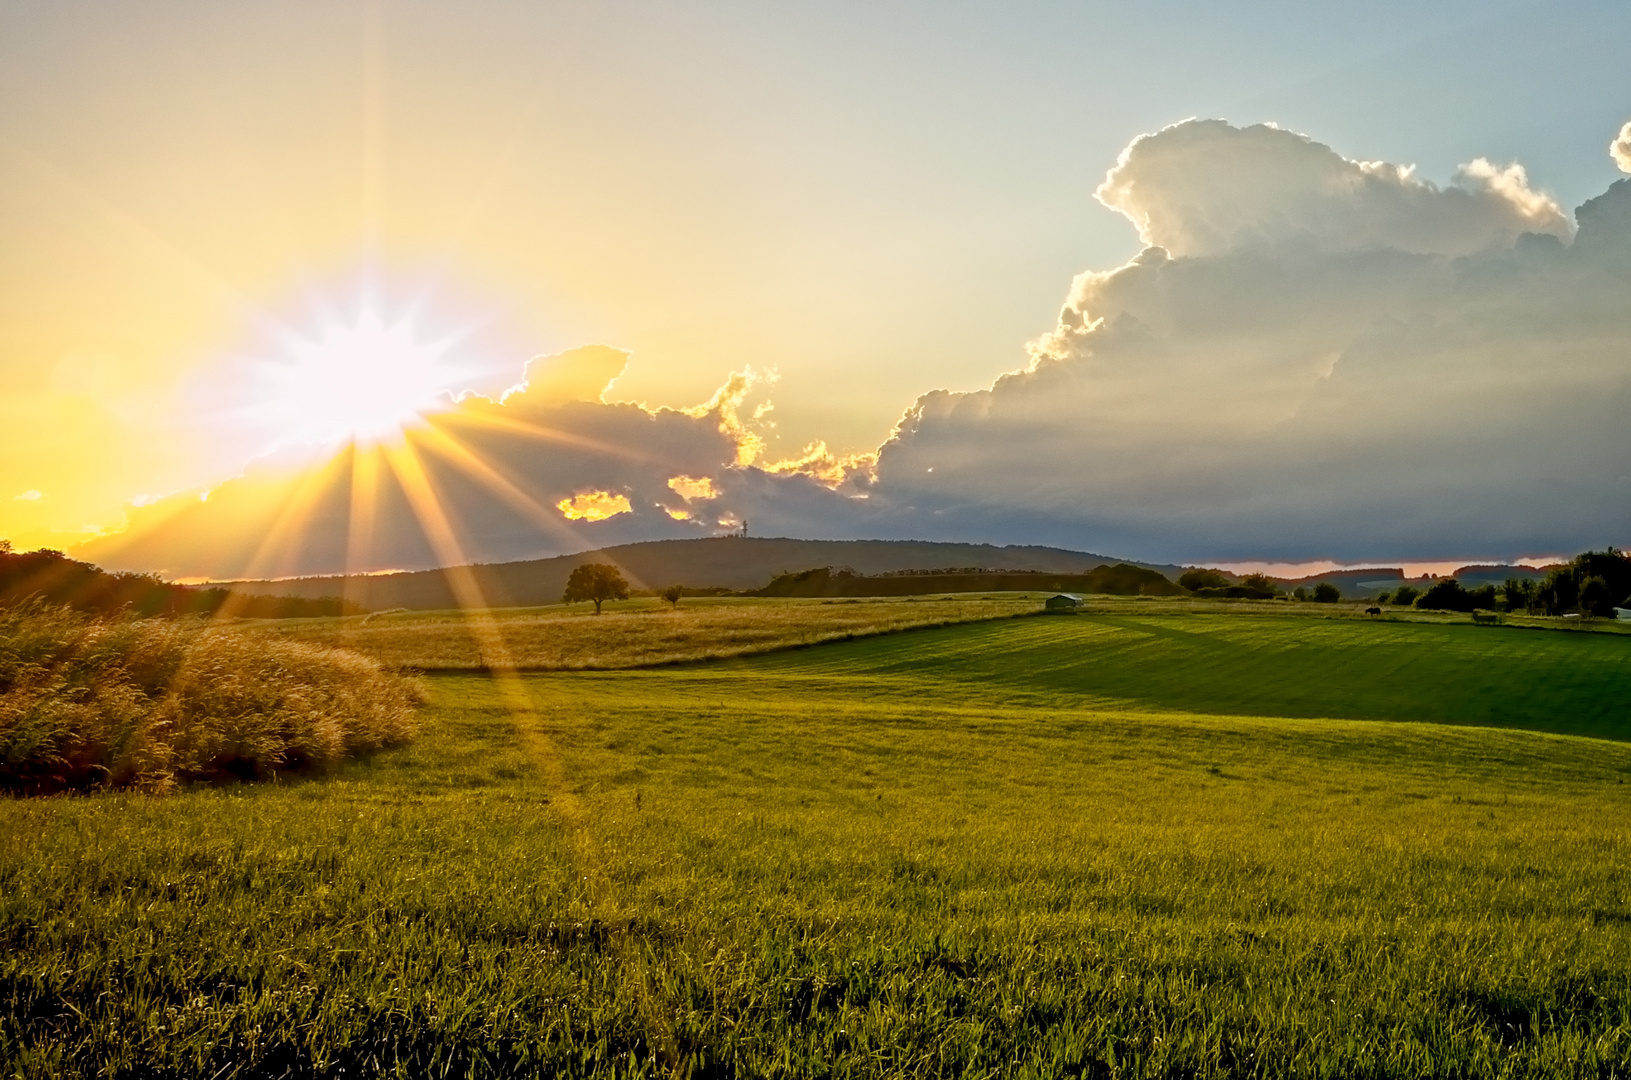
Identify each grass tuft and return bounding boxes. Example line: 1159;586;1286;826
0;603;421;794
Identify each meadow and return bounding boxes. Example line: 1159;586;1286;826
4;607;1631;1077
257;594;1043;671
254;592;1631;675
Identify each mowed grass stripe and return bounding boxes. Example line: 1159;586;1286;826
749;614;1631;738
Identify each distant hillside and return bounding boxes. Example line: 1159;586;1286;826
750;564;1180;598
218;537;1175;611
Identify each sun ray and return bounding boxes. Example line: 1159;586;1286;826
208;450;352;620
375;438;561;761
408;420;639;583
444;407;659;465
378;437;515;664
341;440;386;616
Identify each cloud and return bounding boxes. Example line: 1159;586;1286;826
667;475;718;501
1095;120;1570;258
556;490;633;522
501;345;630;407
73;119;1631;576
74;348;868;578
12;490;43;502
861;120;1631;561
1613;120;1631;174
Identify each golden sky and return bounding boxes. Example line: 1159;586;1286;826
3;1;1628;563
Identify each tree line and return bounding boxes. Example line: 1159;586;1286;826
1381;550;1631;616
0;544;358;619
1183;550;1631;615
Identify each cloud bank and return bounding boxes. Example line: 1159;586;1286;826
79;118;1631;576
865;120;1631;561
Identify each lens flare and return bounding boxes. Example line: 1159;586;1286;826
255;311;471;444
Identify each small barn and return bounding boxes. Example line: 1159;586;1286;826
1044;593;1084;613
1616;607;1631;621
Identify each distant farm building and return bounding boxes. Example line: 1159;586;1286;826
1616;607;1631;621
1045;594;1084;613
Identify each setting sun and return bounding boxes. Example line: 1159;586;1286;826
251;312;469;445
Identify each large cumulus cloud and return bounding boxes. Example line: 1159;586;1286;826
1096;120;1570;258
865;120;1631;561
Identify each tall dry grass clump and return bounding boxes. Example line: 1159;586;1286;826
0;603;420;795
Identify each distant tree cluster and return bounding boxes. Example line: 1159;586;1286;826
1508;550;1631;616
1180;568;1281;599
1409;578;1498;612
0;547;357;619
1178;568;1230;591
1377;550;1629;616
750;563;1183;599
879;566;1029;577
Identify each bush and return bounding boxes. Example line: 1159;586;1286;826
1179;568;1230;591
0;604;420;795
1390;585;1421;607
1312;583;1341;603
1412;579;1494;613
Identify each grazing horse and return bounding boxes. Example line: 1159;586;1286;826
1365;606;1382;615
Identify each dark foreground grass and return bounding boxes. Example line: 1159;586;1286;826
4;615;1631;1077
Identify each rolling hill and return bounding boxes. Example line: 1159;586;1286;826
216;536;1179;611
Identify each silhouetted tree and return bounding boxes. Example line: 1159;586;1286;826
1413;579;1495;612
662;585;684;609
1530;551;1630;615
1390;585;1421;607
1312;582;1340;603
1579;576;1612;618
1241;573;1277;595
563;563;629;614
1502;577;1536;613
1179;568;1230;591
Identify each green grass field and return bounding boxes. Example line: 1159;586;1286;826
258;594;1041;671
5;611;1631;1077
